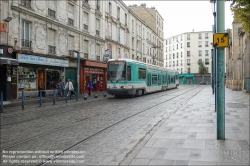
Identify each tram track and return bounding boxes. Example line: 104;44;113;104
1;86;194;127
0;86;200;152
37;86;204;166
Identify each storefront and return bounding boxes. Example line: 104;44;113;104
16;53;69;98
80;60;107;94
0;45;19;101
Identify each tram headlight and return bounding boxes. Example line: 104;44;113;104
120;86;126;89
107;86;110;89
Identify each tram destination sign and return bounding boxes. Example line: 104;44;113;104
213;33;229;48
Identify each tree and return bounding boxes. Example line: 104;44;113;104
198;60;206;76
230;0;250;33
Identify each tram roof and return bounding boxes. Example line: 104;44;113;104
108;58;178;73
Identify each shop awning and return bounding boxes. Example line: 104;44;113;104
0;57;19;65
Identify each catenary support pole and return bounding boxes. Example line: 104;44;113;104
216;0;225;140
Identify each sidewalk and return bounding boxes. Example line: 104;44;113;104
126;87;249;165
2;91;108;108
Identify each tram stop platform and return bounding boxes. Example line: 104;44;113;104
120;87;249;165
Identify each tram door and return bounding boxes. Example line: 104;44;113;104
147;73;151;92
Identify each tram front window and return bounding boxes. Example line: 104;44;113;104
108;61;126;82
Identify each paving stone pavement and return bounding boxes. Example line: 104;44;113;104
121;87;249;165
0;86;197;165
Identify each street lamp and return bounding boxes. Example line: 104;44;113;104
73;50;80;96
4;17;12;45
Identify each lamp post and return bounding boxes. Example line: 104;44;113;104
73;50;80;95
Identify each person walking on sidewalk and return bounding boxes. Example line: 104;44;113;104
87;79;93;96
57;79;63;98
64;79;74;99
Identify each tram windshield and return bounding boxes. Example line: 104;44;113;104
108;61;126;82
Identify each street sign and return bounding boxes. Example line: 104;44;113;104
104;54;109;58
213;33;229;48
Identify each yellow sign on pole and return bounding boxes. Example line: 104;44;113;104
213;33;229;48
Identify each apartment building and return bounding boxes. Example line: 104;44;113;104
104;0;129;60
0;0;107;100
128;3;164;67
226;23;250;91
165;31;213;84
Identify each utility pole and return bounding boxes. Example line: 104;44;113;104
216;0;225;140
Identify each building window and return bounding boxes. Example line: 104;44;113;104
166;40;168;45
199;50;202;56
187;34;190;40
205;33;208;39
132;20;134;33
109;22;112;38
205;41;209;47
84;40;89;59
205;58;209;65
166;47;167;52
132;37;134;48
109;2;112;15
48;45;56;54
117;48;121;58
96;0;100;11
198;33;202;39
21;0;31;8
83;12;89;31
198;41;201;47
177;44;178;49
173;53;175;59
125;13;127;26
181;52;182;58
187;59;190;65
187;42;190;47
173;45;175;50
21;21;31;49
117;28;120;42
181;43;182;48
187;51;190;57
96;18;100;36
177;53;178;59
68;18;74;26
205;50;209;56
48;8;56;18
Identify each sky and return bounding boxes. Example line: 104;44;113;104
124;1;234;39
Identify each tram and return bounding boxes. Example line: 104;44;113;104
107;59;179;97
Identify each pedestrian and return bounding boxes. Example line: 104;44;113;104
87;79;93;96
57;79;63;98
64;79;74;99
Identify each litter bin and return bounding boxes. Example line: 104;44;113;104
38;89;46;97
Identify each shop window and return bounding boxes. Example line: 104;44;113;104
46;70;60;90
18;66;37;91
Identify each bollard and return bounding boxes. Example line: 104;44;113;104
65;89;68;103
53;89;56;105
39;89;42;107
94;94;98;98
22;91;24;110
103;93;107;97
0;92;3;113
76;89;78;101
83;95;87;100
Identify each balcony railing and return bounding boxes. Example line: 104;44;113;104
84;24;88;30
187;62;190;65
48;45;56;54
205;61;209;65
205;36;209;39
21;39;32;49
205;45;209;47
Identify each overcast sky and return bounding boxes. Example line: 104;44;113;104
124;1;234;39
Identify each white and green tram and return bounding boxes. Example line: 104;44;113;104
107;59;179;97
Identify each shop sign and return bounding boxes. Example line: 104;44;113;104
18;54;69;67
104;54;109;58
84;70;104;74
0;23;7;33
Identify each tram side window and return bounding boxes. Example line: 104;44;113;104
152;75;157;84
127;66;131;81
171;77;174;83
138;68;146;79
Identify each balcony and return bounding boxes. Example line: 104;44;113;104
82;0;90;10
84;24;88;31
198;45;202;47
48;45;56;54
21;39;32;49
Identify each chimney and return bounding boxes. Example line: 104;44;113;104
141;3;146;7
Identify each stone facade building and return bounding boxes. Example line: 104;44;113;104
226;23;250;92
128;3;164;67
